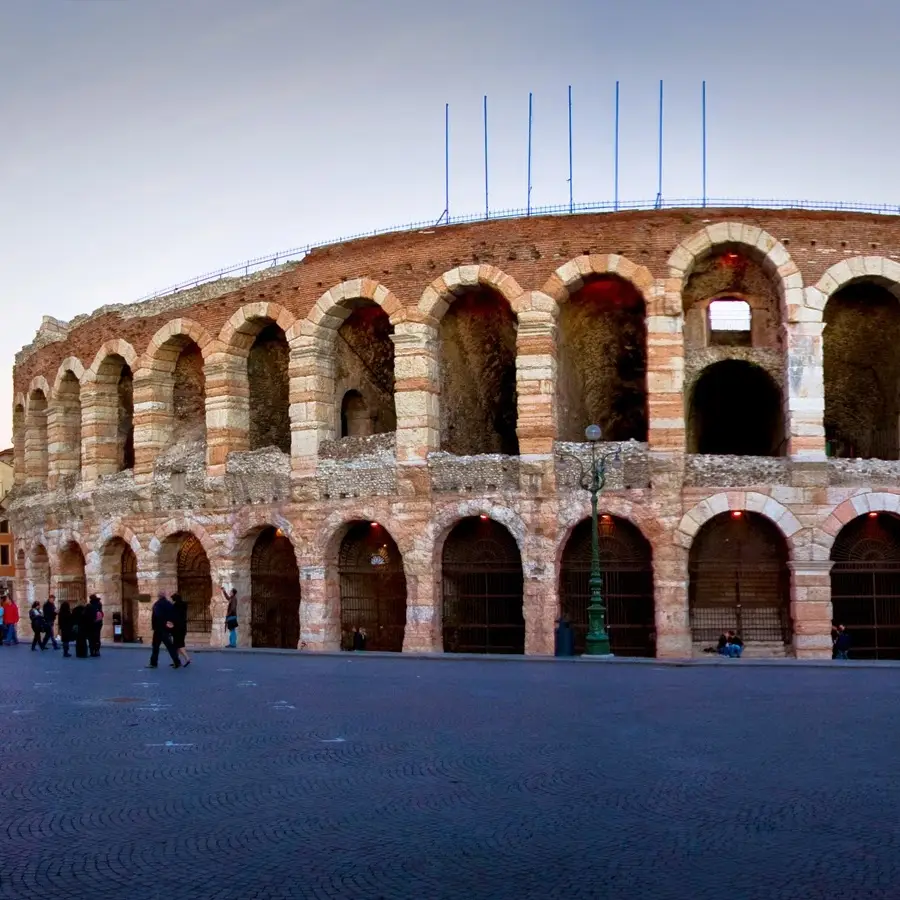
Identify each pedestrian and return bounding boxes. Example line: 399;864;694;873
2;595;19;645
725;631;744;658
42;594;59;650
833;624;852;660
716;630;730;657
147;593;180;669
72;603;89;659
58;600;73;658
171;592;191;667
352;626;367;652
222;586;238;648
29;601;46;651
87;594;103;657
0;599;4;647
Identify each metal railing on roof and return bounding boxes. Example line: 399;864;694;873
136;196;900;303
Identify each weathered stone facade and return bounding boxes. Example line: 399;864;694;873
12;208;900;659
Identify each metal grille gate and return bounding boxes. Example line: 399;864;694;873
442;518;525;655
251;529;301;649
55;579;86;608
339;524;406;652
559;518;656;657
831;514;900;659
177;536;212;634
121;548;139;642
689;512;791;644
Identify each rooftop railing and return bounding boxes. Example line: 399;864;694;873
137;196;900;303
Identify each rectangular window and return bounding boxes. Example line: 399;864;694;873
0;521;9;534
1;546;10;566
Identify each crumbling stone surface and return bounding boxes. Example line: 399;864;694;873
317;436;397;499
828;458;900;486
555;441;650;491
684;455;790;487
225;448;291;505
428;452;520;494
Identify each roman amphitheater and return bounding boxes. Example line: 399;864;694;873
10;207;900;659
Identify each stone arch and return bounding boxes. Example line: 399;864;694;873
94;532;140;642
53;536;88;607
820;492;900;553
153;523;215;641
25;379;50;486
227;509;302;563
676;492;801;551
811;256;900;313
143;318;216;366
51;357;86;395
83;341;137;477
94;520;142;557
418;265;524;321
424;502;528;566
150;517;219;564
296;278;403;341
85;340;139;382
541;253;657;315
49;360;85;487
217;302;296;354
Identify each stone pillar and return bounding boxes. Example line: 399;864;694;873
789;562;833;658
26;553;51;611
657;540;691;658
132;368;171;482
299;564;340;651
515;297;557;456
288;332;335;478
401;550;442;653
205;350;248;478
783;319;826;461
81;380;120;483
646;282;686;453
13;404;25;487
523;503;558;656
392;317;440;463
136;549;157;642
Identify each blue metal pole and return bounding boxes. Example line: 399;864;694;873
656;80;664;208
527;91;533;216
702;81;707;208
445;102;450;223
483;95;490;219
568;85;573;213
614;81;620;212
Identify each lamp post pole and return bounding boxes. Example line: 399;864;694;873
582;425;617;657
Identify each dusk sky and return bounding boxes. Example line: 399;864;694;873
2;0;899;446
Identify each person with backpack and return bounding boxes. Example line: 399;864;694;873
29;601;46;651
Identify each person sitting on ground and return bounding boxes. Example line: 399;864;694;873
833;624;852;660
724;631;744;658
716;631;730;656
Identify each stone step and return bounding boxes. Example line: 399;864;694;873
693;641;791;659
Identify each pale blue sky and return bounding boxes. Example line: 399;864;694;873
2;0;899;446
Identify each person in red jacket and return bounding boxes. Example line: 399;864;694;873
2;595;20;645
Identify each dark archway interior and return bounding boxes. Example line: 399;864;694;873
824;282;900;460
335;303;396;437
338;521;406;652
559;515;655;656
172;341;206;444
689;359;784;455
831;512;900;659
176;535;212;634
57;542;86;606
441;517;524;654
557;276;647;442
439;289;518;456
117;364;134;471
341;390;368;438
248;323;291;453
689;511;790;644
250;527;300;649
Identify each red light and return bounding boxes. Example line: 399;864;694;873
479;514;489;520
731;510;743;518
370;522;379;528
600;515;612;523
869;512;878;519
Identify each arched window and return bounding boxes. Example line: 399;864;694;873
340;390;369;438
248;323;290;453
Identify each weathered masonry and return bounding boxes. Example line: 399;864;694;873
12;208;900;659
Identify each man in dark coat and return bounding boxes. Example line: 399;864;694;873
87;594;104;657
58;601;74;658
148;593;181;669
72;604;89;659
42;594;59;650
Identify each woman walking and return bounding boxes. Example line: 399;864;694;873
171;592;191;667
29;601;46;651
58;601;73;658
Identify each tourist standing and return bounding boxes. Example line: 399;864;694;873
148;593;180;669
72;603;89;659
58;601;73;658
29;602;46;651
0;599;4;647
223;586;238;648
42;594;59;650
171;592;192;667
3;596;20;645
87;594;103;657
833;624;852;660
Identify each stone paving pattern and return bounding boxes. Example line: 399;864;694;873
2;647;899;899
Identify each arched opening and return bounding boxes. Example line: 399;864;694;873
28;544;51;608
557;276;648;442
248;323;290;453
689;511;791;648
439;288;518;456
13;404;25;485
831;512;900;659
559;516;655;656
250;527;300;648
169;338;207;445
824;281;900;460
337;522;406;652
441;517;524;654
335;303;396;438
52;371;82;486
56;542;86;608
707;298;752;347
100;538;139;643
93;354;134;473
689;360;784;455
25;389;49;485
176;535;212;640
341;391;370;438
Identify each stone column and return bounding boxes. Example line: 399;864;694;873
288;332;335;478
204;350;248;478
136;549;157;642
515;297;557;456
81;381;120;483
783;318;826;461
646;282;686;453
392;317;440;463
299;564;340;651
401;548;442;653
523;502;558;656
789;561;833;658
47;397;81;489
132;368;171;483
657;540;691;658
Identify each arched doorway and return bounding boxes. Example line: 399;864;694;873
29;544;52;607
100;538;139;642
559;516;655;656
441;517;524;654
176;535;212;640
689;360;784;455
831;513;900;659
121;546;138;642
689;511;791;648
337;522;406;652
56;542;86;607
250;527;300;649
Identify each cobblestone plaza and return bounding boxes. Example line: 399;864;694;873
2;649;899;899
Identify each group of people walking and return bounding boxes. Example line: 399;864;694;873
26;593;104;658
147;592;193;669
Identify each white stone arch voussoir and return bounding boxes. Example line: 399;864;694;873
806;256;900;317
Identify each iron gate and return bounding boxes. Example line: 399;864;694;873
177;536;212;634
339;523;406;652
251;529;301;649
55;578;86;608
121;547;139;642
442;518;525;655
831;514;900;659
689;512;791;645
560;517;656;657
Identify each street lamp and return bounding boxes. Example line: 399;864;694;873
577;424;620;656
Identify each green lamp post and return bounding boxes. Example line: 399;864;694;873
581;424;619;657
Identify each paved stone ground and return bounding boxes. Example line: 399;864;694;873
1;646;899;900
